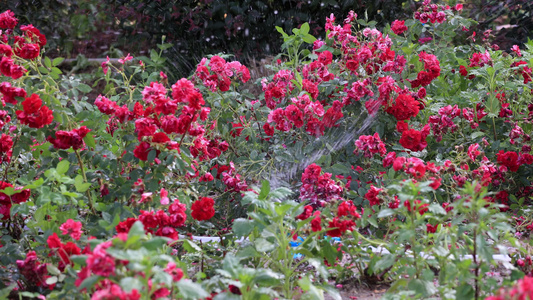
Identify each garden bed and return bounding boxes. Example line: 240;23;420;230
1;2;533;299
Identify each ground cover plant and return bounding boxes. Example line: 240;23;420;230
0;1;533;299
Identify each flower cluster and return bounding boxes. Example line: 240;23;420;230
485;276;533;300
116;200;187;240
428;105;461;142
354;132;387;158
47;126;91;150
0;13;47;80
47;233;81;271
16;93;53;128
0;81;26;105
300;163;344;206
16;251;52;289
296;199;361;238
413;0;460;24
496;150;533;172
410;51;441;88
95;72;227;163
261;69;296;109
194;55;250;92
191;197;215;221
266;93;343;137
399;124;431;152
392;156;441;179
221;162;248;193
385;93;420;121
391;20;408;35
0;181;30;220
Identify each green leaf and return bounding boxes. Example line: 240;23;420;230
128;221;145;239
56;160;70;175
74;175;91;192
176;279;210;299
302;34;317;44
44;57;52;68
253;269;282;286
0;284;16;299
52;57;65;66
84;134;96;149
47;264;61;276
258;180;270;200
78;275;100;291
38;66;49;74
120;277;143;293
299;23;310;35
456;283;474;299
24;178;44;189
45;276;58;285
255;238;276;252
374;254;396;271
70;255;89;265
77;83;92;93
183;239;202;253
233;218;253;237
408;279;437;297
428;203;446;215
377;208;395;218
276;26;289;38
470;131;485;139
143;237;171;251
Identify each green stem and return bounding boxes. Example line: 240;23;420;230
75;149;96;214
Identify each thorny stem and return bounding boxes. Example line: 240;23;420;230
75;149;96;214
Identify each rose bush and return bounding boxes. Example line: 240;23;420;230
0;1;532;299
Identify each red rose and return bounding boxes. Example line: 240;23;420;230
16;94;53;128
155;226;179;240
186;90;205;110
47;126;90;150
0;134;13;163
0;44;12;57
391;20;408;35
191;197;215;221
399;126;430;152
17;43;40;60
496;150;520;172
386;94;420;121
310;211;322;232
0;10;18;29
133;142;151;161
